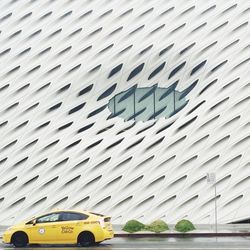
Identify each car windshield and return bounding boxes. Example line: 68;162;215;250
25;216;36;224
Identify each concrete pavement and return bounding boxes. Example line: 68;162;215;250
1;236;250;249
1;225;250;249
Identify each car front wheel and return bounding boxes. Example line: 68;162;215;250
12;232;28;248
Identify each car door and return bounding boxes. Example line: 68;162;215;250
27;212;61;243
55;212;89;243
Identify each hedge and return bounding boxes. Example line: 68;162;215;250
122;220;145;233
175;219;195;232
145;220;169;233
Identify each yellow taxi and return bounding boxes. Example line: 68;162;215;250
3;209;114;247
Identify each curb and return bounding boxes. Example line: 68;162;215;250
114;232;250;238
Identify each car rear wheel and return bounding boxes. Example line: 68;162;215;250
78;231;95;247
12;232;28;248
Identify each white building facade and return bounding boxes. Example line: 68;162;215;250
0;0;250;225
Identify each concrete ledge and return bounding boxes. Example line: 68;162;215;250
113;224;250;238
115;232;250;238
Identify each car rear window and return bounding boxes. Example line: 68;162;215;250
60;212;88;221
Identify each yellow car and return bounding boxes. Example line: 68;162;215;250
3;210;114;247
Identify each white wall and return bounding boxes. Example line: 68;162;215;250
0;0;249;225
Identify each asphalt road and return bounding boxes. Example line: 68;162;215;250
1;237;250;250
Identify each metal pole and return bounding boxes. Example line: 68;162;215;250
214;182;218;234
133;90;136;121
173;91;175;113
114;95;116;116
153;90;155;119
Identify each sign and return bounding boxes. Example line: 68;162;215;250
206;172;216;184
38;228;45;234
206;172;218;233
61;226;74;233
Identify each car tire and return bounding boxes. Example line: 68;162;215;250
78;232;95;247
12;232;28;248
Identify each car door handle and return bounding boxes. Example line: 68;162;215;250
52;225;57;228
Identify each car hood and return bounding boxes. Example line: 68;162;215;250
7;222;26;231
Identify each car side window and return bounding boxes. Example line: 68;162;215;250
36;213;60;223
60;212;88;221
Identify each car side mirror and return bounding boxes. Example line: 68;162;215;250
32;219;36;226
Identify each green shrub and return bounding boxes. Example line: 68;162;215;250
175;219;195;232
122;220;145;233
146;220;169;233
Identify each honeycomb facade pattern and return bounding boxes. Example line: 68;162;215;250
0;0;250;225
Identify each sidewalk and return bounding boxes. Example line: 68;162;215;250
1;224;250;238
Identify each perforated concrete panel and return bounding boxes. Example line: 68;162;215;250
0;0;250;225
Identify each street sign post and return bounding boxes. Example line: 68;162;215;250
206;172;218;234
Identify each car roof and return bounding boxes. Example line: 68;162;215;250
23;210;109;224
41;209;109;217
47;209;94;216
51;209;107;216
